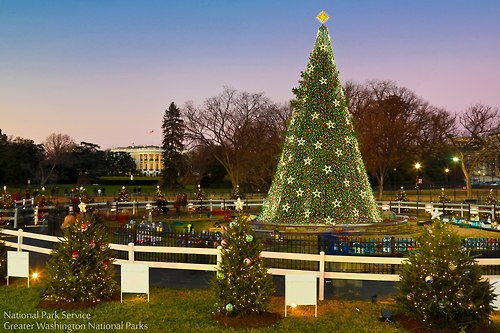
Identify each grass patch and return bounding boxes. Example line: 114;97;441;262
2;280;499;332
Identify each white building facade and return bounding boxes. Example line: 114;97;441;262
111;146;164;176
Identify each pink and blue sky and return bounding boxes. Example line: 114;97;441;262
1;1;499;149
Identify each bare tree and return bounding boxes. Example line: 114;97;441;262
413;107;456;159
446;104;500;199
184;87;290;190
347;80;453;199
238;102;291;191
40;133;76;185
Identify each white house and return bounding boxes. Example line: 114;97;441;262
111;145;164;176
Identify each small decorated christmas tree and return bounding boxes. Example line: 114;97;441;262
34;187;53;206
70;187;92;212
0;187;15;209
213;199;275;316
485;189;497;206
438;188;451;204
394;187;409;202
397;211;496;330
437;188;452;215
35;194;52;207
118;186;129;202
194;185;205;201
42;203;117;302
230;185;246;200
74;186;91;203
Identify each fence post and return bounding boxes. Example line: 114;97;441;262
128;242;135;262
17;228;23;251
34;206;39;225
216;246;222;270
319;251;325;301
14;207;19;229
133;201;137;216
210;199;213;212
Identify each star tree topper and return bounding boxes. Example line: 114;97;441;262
430;208;443;221
78;201;87;213
316;10;330;24
234;198;245;211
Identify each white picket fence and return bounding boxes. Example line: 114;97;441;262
2;228;500;301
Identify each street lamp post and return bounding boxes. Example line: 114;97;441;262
452;157;460;201
444;168;450;188
198;184;203;214
415;162;422;219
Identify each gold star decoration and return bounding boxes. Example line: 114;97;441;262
316;10;330;24
234;198;245;211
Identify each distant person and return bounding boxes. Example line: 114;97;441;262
61;215;76;230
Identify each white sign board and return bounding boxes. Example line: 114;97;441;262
285;274;317;317
489;277;500;310
121;262;149;302
7;251;29;287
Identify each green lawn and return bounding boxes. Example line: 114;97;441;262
0;281;400;333
2;280;499;333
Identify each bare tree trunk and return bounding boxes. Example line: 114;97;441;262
462;160;473;199
377;173;384;201
214;153;238;190
40;163;57;187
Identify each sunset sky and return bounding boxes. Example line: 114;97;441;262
1;0;499;149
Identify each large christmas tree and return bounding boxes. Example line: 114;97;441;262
42;203;117;302
261;11;380;225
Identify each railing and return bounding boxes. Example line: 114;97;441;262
2;228;500;301
96;199;499;218
107;223;500;257
383;200;498;219
0;205;40;229
0;208;19;227
2;199;499;229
